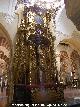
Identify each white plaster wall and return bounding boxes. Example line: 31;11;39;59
0;0;17;14
0;0;17;42
54;7;77;47
0;1;77;46
0;0;9;13
0;14;18;42
55;7;77;35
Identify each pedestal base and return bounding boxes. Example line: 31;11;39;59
12;84;64;104
12;85;32;103
31;88;64;103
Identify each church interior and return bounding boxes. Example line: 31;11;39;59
0;0;80;107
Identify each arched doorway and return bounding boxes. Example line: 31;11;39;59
70;50;80;87
60;51;69;84
0;23;12;107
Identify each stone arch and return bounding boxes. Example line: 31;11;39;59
0;23;12;48
70;50;80;79
70;50;80;87
0;23;13;105
60;51;69;62
59;51;69;84
0;23;12;72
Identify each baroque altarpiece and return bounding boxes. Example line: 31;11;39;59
12;5;64;104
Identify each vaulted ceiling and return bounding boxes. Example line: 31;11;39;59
0;0;79;34
65;0;80;30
